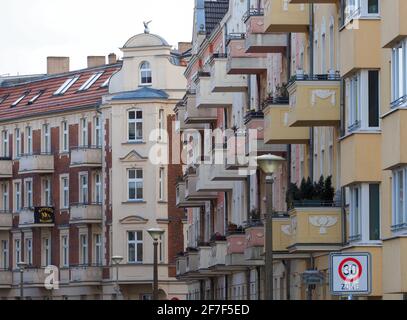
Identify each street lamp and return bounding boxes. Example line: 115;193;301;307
256;154;285;301
112;256;123;299
147;228;165;300
17;261;28;300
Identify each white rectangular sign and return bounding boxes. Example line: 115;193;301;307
329;253;371;296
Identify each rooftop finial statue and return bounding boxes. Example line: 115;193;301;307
143;20;152;34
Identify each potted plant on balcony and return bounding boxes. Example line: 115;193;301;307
210;232;227;243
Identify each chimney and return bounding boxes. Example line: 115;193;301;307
108;53;117;64
47;57;70;75
87;56;106;68
178;42;192;54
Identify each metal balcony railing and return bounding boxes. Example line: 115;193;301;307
243;8;264;23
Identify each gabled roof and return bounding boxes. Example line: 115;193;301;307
0;63;122;122
111;87;169;101
204;0;229;36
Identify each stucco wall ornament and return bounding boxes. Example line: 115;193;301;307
309;216;338;234
311;90;336;107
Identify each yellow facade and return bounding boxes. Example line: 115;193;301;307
264;0;309;33
381;0;407;48
382;109;407;170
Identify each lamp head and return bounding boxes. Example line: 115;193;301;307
256;154;286;174
17;261;28;269
112;256;124;265
147;228;165;241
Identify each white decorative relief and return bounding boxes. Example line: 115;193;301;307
309;216;338;234
281;225;291;236
311;90;336;107
283;0;289;11
291;217;297;234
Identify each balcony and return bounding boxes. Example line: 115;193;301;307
19;153;54;174
244;224;265;261
0;158;12;178
13;268;47;286
209;54;247;92
184;92;217;124
289;0;337;3
176;254;187;277
381;0;407;48
185;249;199;273
383;237;407;294
288;204;342;252
244;9;287;53
70;203;103;225
340;132;382;187
0;270;12;287
70;147;102;168
195;76;233;108
176;180;205;208
226;232;246;266
340;19;381;76
210;149;249;181
273;215;291;252
175;102;206;133
244;110;287;156
382;108;407;170
19;208;55;228
198;245;212;271
70;266;103;284
226;35;267;75
263;99;310;144
0;211;12;230
264;0;309;33
287;74;341;127
195;164;235;192
209;240;227;268
184;168;218;201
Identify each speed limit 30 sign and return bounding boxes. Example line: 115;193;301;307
330;253;371;296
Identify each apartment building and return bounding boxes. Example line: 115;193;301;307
177;0;407;300
0;32;189;299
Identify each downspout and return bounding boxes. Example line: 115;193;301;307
287;32;292;189
340;77;347;244
309;3;314;180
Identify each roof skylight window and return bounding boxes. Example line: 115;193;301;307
78;72;104;91
54;75;80;95
100;76;112;88
0;95;9;104
28;90;45;105
11;91;30;107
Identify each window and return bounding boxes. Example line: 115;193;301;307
159;167;165;201
26;126;32;154
78;72;103;91
25;180;33;208
94;172;102;204
2;183;9;211
11;91;30;107
43;124;51;153
369;184;380;240
79;174;88;204
25;238;33;266
80;118;88;147
61;121;69;152
140;61;152;85
128;110;143;142
14;182;21;212
0;95;9;105
347;73;360;130
321;32;327;74
80;234;88;265
28;90;45;105
100;76;112;88
15;128;21;158
43;238;51;267
350;185;362;241
342;0;379;23
158;235;164;263
391;39;407;106
94;116;102;147
329;23;334;70
94;234;102;265
14;239;21;266
1;240;8;269
128;169;143;201
61;235;69;267
128;231;143;263
61;176;69;209
158;109;164;141
1;130;9;158
43;178;52;206
54;75;80;95
367;0;379;14
393;167;407;230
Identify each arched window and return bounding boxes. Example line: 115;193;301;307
140;61;152;85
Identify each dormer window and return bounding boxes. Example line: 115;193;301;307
140;61;152;85
54;75;80;95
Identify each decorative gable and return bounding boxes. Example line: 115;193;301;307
120;150;148;162
119;215;148;225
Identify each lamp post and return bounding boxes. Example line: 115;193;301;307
17;261;28;300
112;256;123;299
147;228;165;300
256;154;285;301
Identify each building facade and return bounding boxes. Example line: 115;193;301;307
0;32;189;300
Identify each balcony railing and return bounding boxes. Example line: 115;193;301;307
243;8;264;22
70;203;103;224
70;146;102;168
19;152;54;174
226;33;246;45
0;211;12;230
70;265;103;283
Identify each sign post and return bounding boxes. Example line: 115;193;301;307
329;253;371;299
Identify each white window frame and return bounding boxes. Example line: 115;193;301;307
61;235;69;268
43;123;51;154
1;182;8;212
128;110;143;143
43;177;52;207
127;231;143;263
14;239;21;267
61;121;69;153
349;185;362;241
25;238;33;266
140;61;152;85
94;172;102;204
392;167;407;230
78;72;103;91
79;173;88;204
158;109;164;141
80;118;88;147
94;116;102;147
54;75;80;95
25;126;33;155
391;39;407;105
14;128;21;158
25;179;33;208
43;238;51;267
159;167;165;201
80;234;88;265
128;169;144;201
1;240;8;269
14;181;21;212
60;175;69;209
94;234;102;266
2;130;9;158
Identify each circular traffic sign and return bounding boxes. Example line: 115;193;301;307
338;257;363;283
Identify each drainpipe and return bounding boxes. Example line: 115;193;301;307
285;260;291;300
307;255;315;300
287;33;291;83
309;4;314;181
257;266;261;300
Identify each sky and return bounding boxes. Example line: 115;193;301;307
0;0;194;76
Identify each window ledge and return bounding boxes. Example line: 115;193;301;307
339;129;382;141
157;201;168;204
122;141;146;145
122;201;147;204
